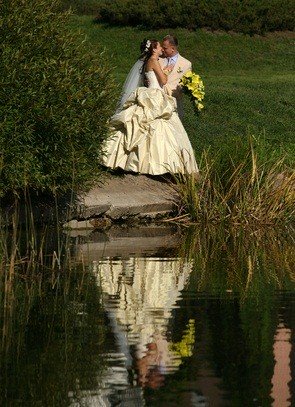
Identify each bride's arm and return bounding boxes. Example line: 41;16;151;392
153;60;168;86
146;59;167;86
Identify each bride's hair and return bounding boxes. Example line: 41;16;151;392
140;38;159;73
140;38;158;60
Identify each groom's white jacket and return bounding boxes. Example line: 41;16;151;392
159;54;192;117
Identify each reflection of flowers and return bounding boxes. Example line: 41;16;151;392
180;70;205;112
137;319;196;388
169;319;195;359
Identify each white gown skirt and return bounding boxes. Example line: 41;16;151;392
102;87;199;175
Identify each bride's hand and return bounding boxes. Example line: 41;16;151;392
165;64;174;71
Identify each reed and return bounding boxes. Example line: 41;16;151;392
176;136;295;225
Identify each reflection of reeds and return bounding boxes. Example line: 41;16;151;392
0;195;70;355
179;224;295;300
176;136;295;225
0;200;107;405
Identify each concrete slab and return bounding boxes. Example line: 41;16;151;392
73;173;179;223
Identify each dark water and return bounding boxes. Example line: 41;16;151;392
1;226;295;406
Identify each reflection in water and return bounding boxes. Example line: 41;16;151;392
271;324;292;407
0;225;294;406
0;257;108;406
94;257;194;389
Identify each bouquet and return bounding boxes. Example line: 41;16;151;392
179;71;205;112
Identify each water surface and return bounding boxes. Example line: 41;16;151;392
1;225;294;406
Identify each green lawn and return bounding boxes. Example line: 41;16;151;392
69;16;295;162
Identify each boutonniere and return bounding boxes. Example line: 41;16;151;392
177;67;183;73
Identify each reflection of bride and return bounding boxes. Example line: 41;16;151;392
102;39;199;176
95;256;195;388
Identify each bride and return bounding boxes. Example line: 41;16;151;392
101;39;199;176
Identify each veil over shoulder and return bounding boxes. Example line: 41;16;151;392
116;59;144;112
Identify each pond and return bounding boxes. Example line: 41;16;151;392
0;225;294;406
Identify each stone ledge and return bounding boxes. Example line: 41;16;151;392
68;173;179;228
1;174;180;228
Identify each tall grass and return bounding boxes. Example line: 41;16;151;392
176;136;295;224
0;1;116;196
0;196;66;354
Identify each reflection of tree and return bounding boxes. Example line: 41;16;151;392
0;265;106;406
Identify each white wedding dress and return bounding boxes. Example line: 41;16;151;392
102;71;199;175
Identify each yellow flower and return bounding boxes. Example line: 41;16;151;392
191;76;200;84
179;70;205;112
192;90;202;99
183;70;193;78
169;319;195;359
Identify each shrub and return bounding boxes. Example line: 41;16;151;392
0;0;116;196
96;0;295;34
97;0;198;29
60;0;103;15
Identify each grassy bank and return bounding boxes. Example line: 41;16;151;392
68;17;295;163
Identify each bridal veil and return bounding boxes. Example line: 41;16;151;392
116;59;144;112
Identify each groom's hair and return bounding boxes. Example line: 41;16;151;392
163;35;178;47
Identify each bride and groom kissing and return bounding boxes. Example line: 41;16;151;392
102;35;199;177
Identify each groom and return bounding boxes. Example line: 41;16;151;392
159;35;192;119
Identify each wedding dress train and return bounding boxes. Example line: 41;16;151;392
102;71;198;175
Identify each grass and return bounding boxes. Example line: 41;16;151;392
68;16;295;163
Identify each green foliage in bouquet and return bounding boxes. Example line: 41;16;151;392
0;0;116;196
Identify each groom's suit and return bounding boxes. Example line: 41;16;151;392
159;54;192;119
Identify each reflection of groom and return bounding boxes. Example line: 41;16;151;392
159;35;192;119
